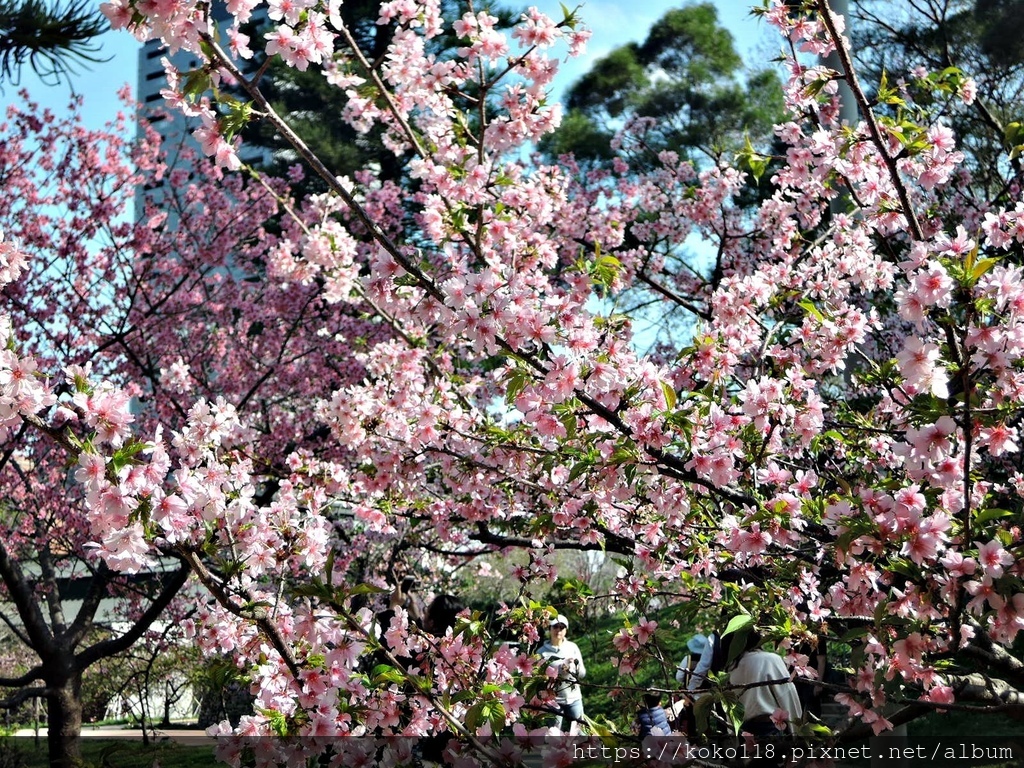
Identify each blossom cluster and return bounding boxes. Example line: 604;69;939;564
4;0;1024;753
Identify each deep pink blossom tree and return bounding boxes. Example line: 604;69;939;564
4;0;1024;764
0;92;387;765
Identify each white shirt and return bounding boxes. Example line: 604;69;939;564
729;650;803;730
538;639;586;703
687;634;716;691
675;654;692;685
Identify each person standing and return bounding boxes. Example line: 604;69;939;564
671;632;712;736
537;614;587;732
727;631;802;767
686;631;724;693
676;633;710;689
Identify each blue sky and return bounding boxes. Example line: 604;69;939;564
0;1;778;130
536;0;778;99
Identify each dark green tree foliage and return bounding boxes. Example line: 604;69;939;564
851;0;1024;203
0;0;106;85
237;0;395;197
542;3;785;167
536;4;786;354
240;0;520;199
974;0;1024;65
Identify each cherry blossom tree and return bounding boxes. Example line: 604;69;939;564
4;0;1024;764
0;92;387;766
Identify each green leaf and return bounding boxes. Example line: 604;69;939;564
290;580;331;600
558;409;577;440
591;254;622;292
748;155;769;183
487;700;507;732
219;98;253;141
324;548;335;584
505;367;531;405
874;595;887;626
804;76;829;98
567;459;592;484
797;299;825;322
1004;121;1024;147
660;379;677;410
736;135;769;183
970;256;999;282
905;139;931;156
722;613;754;637
609;446;637;464
371;665;406;685
559;2;577;29
261;709;289;737
182;70;211;102
199;38;218;61
464;701;484;731
348;583;388;596
728;702;744;737
110;439;150;472
693;693;714;734
877;69;894;103
586;717;615;738
840;625;870;643
974;507;1012;525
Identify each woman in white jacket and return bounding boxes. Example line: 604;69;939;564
537;614;587;731
723;630;802;767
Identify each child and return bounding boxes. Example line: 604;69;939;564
636;693;671;737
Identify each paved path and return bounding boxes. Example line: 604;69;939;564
12;726;212;745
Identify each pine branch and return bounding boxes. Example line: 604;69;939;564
0;0;108;85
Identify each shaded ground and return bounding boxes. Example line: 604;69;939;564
5;736;218;768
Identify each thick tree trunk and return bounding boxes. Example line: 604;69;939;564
46;677;83;768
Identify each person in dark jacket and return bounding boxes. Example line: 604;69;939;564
636;693;671;737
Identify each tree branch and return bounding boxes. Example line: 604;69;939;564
75;560;190;669
0;538;53;656
0;685;46;710
0;667;45;690
817;0;925;242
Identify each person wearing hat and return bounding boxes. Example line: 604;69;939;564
675;633;709;688
669;632;713;734
537;614;587;731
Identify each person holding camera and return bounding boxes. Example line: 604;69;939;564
537;614;587;732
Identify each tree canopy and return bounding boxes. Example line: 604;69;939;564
851;0;1024;200
543;3;785;167
4;0;1024;765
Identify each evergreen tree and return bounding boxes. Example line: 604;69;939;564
538;4;786;352
0;0;105;85
542;3;785;169
238;0;520;199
